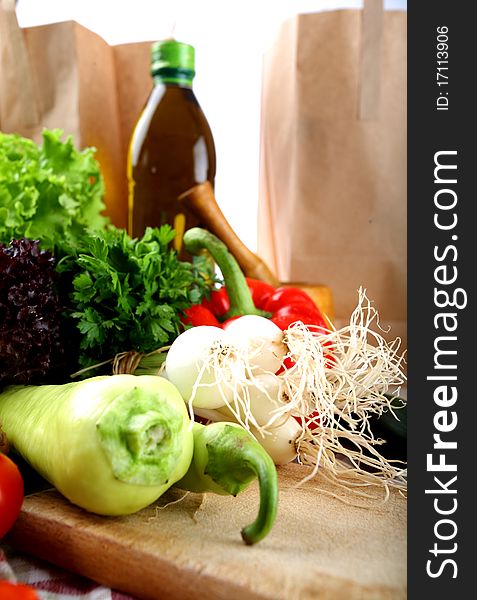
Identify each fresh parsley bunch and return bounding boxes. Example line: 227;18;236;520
58;225;214;367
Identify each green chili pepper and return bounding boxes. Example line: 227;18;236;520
176;421;279;545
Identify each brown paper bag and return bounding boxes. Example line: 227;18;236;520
0;0;154;229
258;1;407;347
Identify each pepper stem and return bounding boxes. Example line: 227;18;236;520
202;423;279;545
96;385;187;486
239;443;279;545
183;228;267;319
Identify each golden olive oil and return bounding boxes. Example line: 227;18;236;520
127;40;216;259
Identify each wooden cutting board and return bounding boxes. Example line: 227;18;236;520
7;464;406;600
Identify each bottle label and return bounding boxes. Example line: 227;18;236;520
173;213;186;252
127;142;135;237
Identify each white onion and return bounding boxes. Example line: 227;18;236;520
224;315;287;374
246;373;289;426
165;326;237;409
250;418;300;465
217;373;300;465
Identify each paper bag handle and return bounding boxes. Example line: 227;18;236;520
359;0;384;120
0;0;41;132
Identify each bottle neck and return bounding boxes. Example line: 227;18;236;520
152;68;194;88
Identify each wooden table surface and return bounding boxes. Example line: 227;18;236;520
8;463;406;600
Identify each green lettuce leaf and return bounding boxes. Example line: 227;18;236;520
0;129;108;247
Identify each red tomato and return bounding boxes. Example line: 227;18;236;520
0;581;39;600
0;453;24;539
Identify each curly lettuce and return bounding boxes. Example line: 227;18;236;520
0;129;109;248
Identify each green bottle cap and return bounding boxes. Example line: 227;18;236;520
151;39;195;86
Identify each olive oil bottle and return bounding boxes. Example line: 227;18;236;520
127;40;216;257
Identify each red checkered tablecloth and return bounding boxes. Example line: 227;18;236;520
0;545;136;599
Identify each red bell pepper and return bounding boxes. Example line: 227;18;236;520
181;228;329;332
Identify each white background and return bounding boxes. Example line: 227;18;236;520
16;0;406;251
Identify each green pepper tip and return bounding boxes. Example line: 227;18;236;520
176;421;279;544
